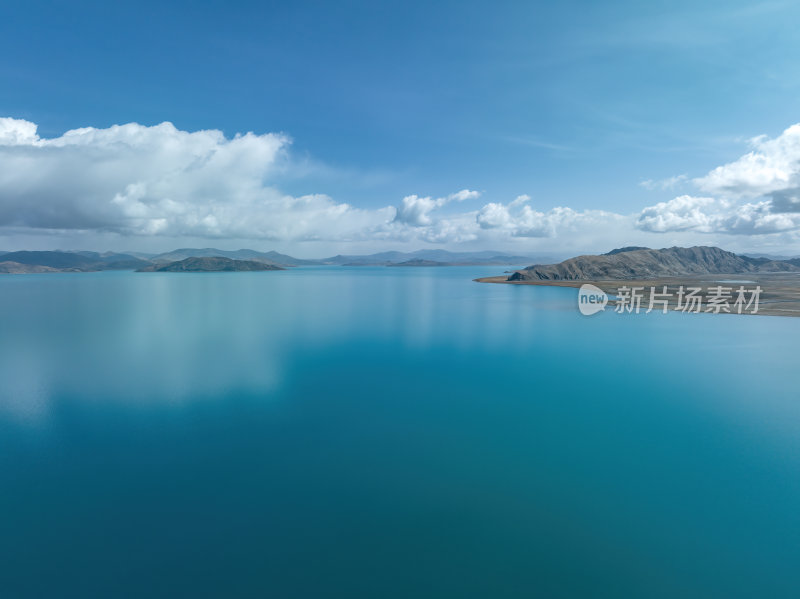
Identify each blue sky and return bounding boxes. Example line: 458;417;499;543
2;0;800;256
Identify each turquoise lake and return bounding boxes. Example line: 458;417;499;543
1;266;799;598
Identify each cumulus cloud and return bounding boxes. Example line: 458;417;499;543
637;123;800;237
403;211;481;244
12;114;800;252
385;190;625;246
477;199;620;238
694;125;800;199
2;117;541;248
0;117;394;241
727;201;800;233
0;117;39;145
509;194;531;207
637;195;723;233
392;189;479;226
637;195;800;235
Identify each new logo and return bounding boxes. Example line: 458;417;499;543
578;284;608;315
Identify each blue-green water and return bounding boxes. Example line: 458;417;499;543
1;266;799;598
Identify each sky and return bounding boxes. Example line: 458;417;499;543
3;0;800;257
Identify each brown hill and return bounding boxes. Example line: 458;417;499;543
509;246;800;281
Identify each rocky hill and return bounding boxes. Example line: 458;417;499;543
509;246;800;281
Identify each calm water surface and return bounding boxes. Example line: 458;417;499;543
1;266;799;598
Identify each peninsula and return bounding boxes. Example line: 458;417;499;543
477;246;800;316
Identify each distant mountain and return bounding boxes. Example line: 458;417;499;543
0;247;554;272
743;253;800;261
509;246;800;281
0;261;63;274
0;251;151;271
1;251;99;270
326;249;543;266
387;259;448;267
72;251;154;269
137;257;285;272
150;248;317;266
123;251;157;260
604;246;650;255
331;251;410;265
256;250;319;266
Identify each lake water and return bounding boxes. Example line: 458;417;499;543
1;266;799;598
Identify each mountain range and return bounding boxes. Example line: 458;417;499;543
0;248;545;273
0;251;151;273
323;249;547;266
8;246;796;278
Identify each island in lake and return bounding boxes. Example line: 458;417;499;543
387;259;448;267
137;257;285;272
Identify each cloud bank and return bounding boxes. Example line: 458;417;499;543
393;189;479;227
3;116;800;254
0;117;628;250
0;117;392;242
636;124;800;239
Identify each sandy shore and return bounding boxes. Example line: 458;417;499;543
475;272;800;317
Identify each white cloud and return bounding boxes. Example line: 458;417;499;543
392;195;444;227
392;189;479;226
636;123;800;237
386;192;625;246
0;118;502;248
639;174;688;191
637;195;723;233
637;195;800;235
694;124;800;198
448;189;481;202
6;115;800;253
0;117;39;145
477;199;621;238
724;200;800;234
476;202;514;230
510;194;531;207
0;117;398;242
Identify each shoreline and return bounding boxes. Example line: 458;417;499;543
475;273;800;317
